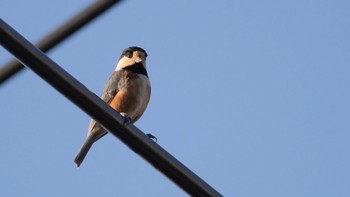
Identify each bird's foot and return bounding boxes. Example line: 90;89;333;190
120;112;132;126
146;133;157;142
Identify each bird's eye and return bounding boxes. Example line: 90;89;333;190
124;50;133;58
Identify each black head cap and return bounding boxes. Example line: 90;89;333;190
120;46;148;59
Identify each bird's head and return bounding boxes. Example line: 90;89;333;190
116;46;148;71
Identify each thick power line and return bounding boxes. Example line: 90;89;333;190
0;19;223;197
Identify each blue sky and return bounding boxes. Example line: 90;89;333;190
1;0;350;196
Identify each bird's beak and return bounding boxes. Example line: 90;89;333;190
135;56;142;63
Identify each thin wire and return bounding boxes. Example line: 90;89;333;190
0;0;123;86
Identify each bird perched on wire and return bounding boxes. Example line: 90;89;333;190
74;46;151;167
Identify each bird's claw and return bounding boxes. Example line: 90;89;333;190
146;133;157;142
120;112;132;126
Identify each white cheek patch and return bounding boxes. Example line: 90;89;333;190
114;55;147;71
115;57;133;71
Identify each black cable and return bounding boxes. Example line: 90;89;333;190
0;0;122;86
0;19;223;197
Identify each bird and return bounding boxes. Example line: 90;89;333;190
74;46;151;167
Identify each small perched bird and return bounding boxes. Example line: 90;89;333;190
74;46;151;167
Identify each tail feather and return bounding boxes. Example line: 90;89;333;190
74;134;95;167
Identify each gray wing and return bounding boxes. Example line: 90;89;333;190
87;70;125;135
100;70;124;103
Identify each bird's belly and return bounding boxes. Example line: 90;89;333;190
109;76;150;122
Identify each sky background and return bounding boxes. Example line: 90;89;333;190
1;0;350;196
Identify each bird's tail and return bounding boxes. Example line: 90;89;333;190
74;134;95;167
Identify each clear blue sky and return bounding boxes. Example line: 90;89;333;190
1;0;349;196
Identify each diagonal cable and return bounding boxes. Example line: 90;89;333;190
0;19;223;197
0;0;122;86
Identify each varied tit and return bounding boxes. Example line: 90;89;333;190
74;46;151;167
